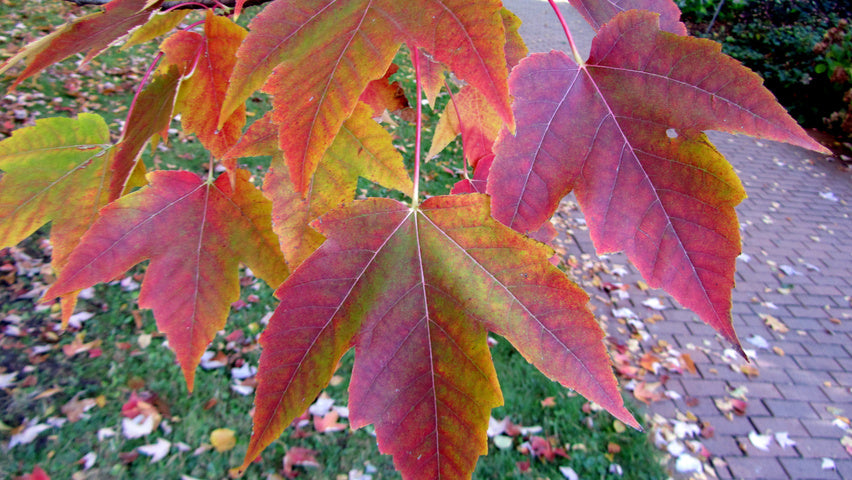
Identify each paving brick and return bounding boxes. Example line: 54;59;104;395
775;383;830;402
795;356;844;371
733;381;783;399
807;330;850;345
732;434;800;457
821;385;852;403
830;371;852;388
779;457;842;479
787;369;835;386
803;343;852;358
701;435;743;457
750;416;808;437
800;419;847;439
764;399;819;419
803;285;846;296
796;437;848;458
696;414;755;436
726;456;787;479
710;457;734;480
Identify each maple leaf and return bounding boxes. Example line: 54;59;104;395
230;103;412;268
0;114;115;320
109;66;181;201
0;0;163;87
567;0;687;34
241;194;635;478
359;63;410;117
487;10;829;347
160;12;248;159
45;169;288;390
428;86;503;168
221;0;511;193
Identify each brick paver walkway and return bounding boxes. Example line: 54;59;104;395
505;1;852;478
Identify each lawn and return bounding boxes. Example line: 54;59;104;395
0;1;667;478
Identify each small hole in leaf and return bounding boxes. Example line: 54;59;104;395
666;128;678;139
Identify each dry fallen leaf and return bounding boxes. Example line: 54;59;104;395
760;313;789;333
138;438;171;463
210;428;237;452
283;447;319;479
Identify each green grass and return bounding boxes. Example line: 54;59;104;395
0;1;667;479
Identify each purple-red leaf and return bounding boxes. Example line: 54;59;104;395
567;0;687;34
488;10;829;347
46;170;287;390
242;194;635;477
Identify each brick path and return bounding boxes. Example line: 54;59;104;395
504;1;852;478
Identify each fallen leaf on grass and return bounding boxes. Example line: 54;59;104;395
138;438;171;462
559;466;579;480
61;396;98;422
8;420;51;449
313;410;347;433
78;451;97;470
211;428;236;452
17;465;50;480
540;396;556;407
283;447;319;479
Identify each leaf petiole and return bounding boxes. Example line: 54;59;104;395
547;0;584;66
411;46;423;207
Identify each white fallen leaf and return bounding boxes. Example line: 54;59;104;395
673;421;701;439
612;308;637;319
67;311;95;329
747;335;770;349
120;276;140;291
8;421;50;449
309;395;335;416
519;425;542;435
642;298;666;310
667;441;685;456
822;457;836;470
199;351;226;369
608;463;624;476
231;363;256;380
559;466;579;480
737;253;751;263
804;263;821;272
665;390;682;400
779;265;802;276
775;432;796;448
97;427;116;441
610;265;629;277
819;191;839;202
487;416;507;437
333;405;349;418
138;438;171;463
749;431;772;451
231;383;254;396
0;372;17;388
763;302;779;310
79;451;97;470
833;418;850;430
122;414;155;439
492;435;513;450
675;454;703;473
